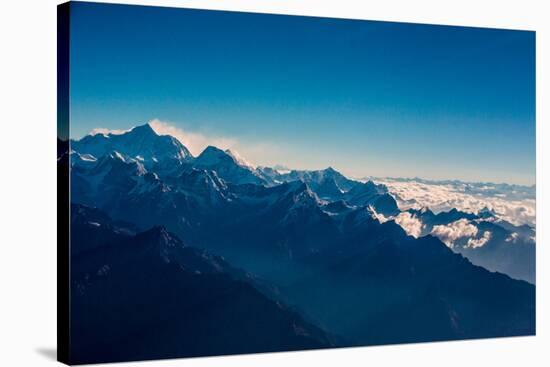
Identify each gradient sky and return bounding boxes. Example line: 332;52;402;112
69;2;536;185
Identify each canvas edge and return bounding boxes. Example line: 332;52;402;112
57;1;71;365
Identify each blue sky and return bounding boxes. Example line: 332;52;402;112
69;2;535;185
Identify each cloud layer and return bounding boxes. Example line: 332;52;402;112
373;178;535;227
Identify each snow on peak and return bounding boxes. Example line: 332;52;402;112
112;151;125;161
368;205;390;224
195;146;228;164
88;122;159;138
74;122;193;165
88;127;131;137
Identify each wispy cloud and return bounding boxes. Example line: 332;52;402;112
148;119;287;169
149;119;238;157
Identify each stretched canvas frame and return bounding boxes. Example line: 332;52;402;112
58;2;536;365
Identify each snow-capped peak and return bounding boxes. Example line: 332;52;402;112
88;127;131;137
86;122;156;138
128;122;158;137
72;123;193;167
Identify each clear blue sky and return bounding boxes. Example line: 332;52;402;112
69;2;536;185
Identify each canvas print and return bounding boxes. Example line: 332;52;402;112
57;2;536;365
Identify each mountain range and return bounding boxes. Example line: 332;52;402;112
70;203;333;364
65;123;536;362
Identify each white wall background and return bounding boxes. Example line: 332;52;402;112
0;0;547;365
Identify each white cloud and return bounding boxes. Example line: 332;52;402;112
467;231;491;248
394;212;424;238
225;149;255;169
373;179;535;227
149;119;238;157
430;219;478;248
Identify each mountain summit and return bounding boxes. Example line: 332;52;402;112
194;146;264;185
72;123;193;167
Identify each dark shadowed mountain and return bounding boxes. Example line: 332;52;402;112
284;226;535;345
70;203;139;255
70;205;333;364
